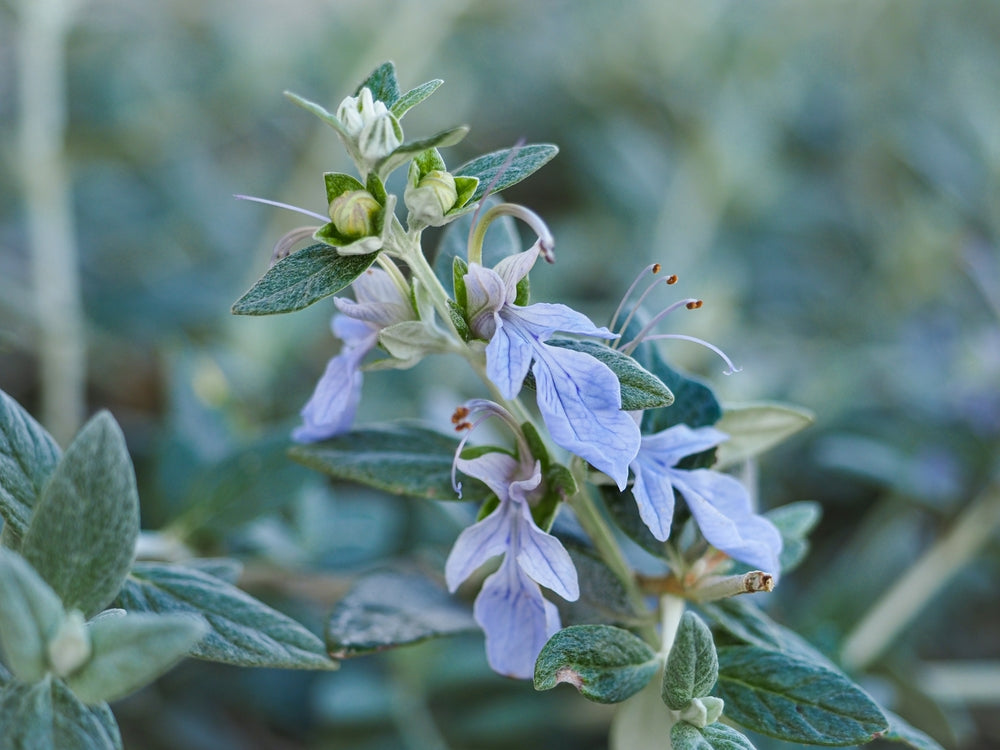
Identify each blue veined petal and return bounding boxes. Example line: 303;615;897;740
492;245;539;296
473;556;561;679
444;499;514;592
455;451;524;501
464;263;507;338
513;502;580;601
629;450;678;542
530;340;641;489
670;469;783;577
638;424;729;468
484;317;535;399
506;302;617;342
335;268;414;327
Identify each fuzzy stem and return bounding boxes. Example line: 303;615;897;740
659;593;687;657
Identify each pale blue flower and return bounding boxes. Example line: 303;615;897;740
629;424;782;575
446;450;579;679
293;268;413;442
464;247;640;489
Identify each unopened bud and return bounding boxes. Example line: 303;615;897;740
357;114;401;164
47;610;91;677
406;170;458;226
329;190;381;239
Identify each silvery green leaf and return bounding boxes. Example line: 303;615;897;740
356;62;401;107
391;79;443;118
283;91;350;139
0;389;61;541
21;413;139;618
376;126;470;181
115;563;335;670
65;613;207;705
663;612;719;710
456;144;559;202
714;403;814;470
0;677;123;750
0;548;65;683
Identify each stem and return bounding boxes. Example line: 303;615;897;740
16;0;85;446
568;464;658;644
659;593;686;657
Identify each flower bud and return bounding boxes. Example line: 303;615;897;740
357;114;402;164
47;610;92;677
329;190;381;239
405;169;458;226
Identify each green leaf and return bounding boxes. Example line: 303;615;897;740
716;645;888;745
65;613;207;705
232;244;379;315
540;340;674;411
0;548;65;683
0;389;61;541
283;91;350;139
391;79;443;118
289;423;491;502
21;413;138;618
0;677;123;750
326;570;476;657
672;722;758;750
534;624;658;704
115;562;335;670
765;501;822;573
376;126;470;180
456;144;559;202
663;612;719;710
357;62;401;107
560;542;642;626
324;172;366;203
714;402;814;470
880;709;946;750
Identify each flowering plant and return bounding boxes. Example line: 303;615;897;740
0;62;942;750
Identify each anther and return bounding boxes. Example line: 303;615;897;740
454;421;472;432
651;263;661;274
451;406;470;424
686;300;703;310
666;274;678;285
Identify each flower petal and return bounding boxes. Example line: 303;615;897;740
530;341;641;489
671;469;783;576
639;424;729;468
629;452;677;542
484;318;534;399
506;302;617;342
492;245;539;298
464;264;507;339
455;451;523;501
514;504;580;601
291;339;371;442
444;501;513;591
473;557;561;679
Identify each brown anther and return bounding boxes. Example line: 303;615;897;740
451;406;470;424
686;300;703;310
651;263;661;274
666;274;678;285
453;421;472;432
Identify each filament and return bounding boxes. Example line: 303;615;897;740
608;263;660;334
234;194;329;222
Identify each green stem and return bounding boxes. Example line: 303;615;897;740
568;463;657;644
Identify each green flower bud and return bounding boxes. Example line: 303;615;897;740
47;610;91;677
329;190;381;239
357;114;402;164
405;169;458;227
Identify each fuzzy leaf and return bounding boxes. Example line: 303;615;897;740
714;403;814;470
391;79;443;118
765;501;822;573
663;612;719;709
0;677;123;750
457;144;559;202
283;91;350;138
65;613;207;705
232;244;379;315
115;562;335;670
376;126;470;180
716;645;888;745
323;172;366;203
0;548;65;683
671;722;758;750
21;413;138;618
0;389;61;541
880;709;946;750
327;570;476;657
357;62;401;107
534;624;658;704
289;423;491;502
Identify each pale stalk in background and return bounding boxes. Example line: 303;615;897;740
16;0;86;446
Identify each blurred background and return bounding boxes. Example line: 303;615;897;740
1;0;998;747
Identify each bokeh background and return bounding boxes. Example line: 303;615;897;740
1;0;998;748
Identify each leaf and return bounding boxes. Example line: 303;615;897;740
560;542;642;626
232;244;379;315
115;562;335;670
716;645;888;745
0;389;61;541
288;422;491;502
663;612;719;710
324;172;366;203
880;709;946;750
0;548;65;683
534;624;659;704
326;570;476;657
65;613;207;705
540;339;674;411
0;677;123;750
391;79;443;118
714;403;814;470
21;413;138;618
672;722;758;750
765;501;822;573
376;126;470;180
283;91;350;139
356;61;401;107
456;144;559;202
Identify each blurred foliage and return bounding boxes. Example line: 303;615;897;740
1;0;998;747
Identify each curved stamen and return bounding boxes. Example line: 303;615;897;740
449;399;533;497
234;194;329;223
468;203;554;267
608;263;660;334
271;226;318;266
615;277;685;344
632;333;741;375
